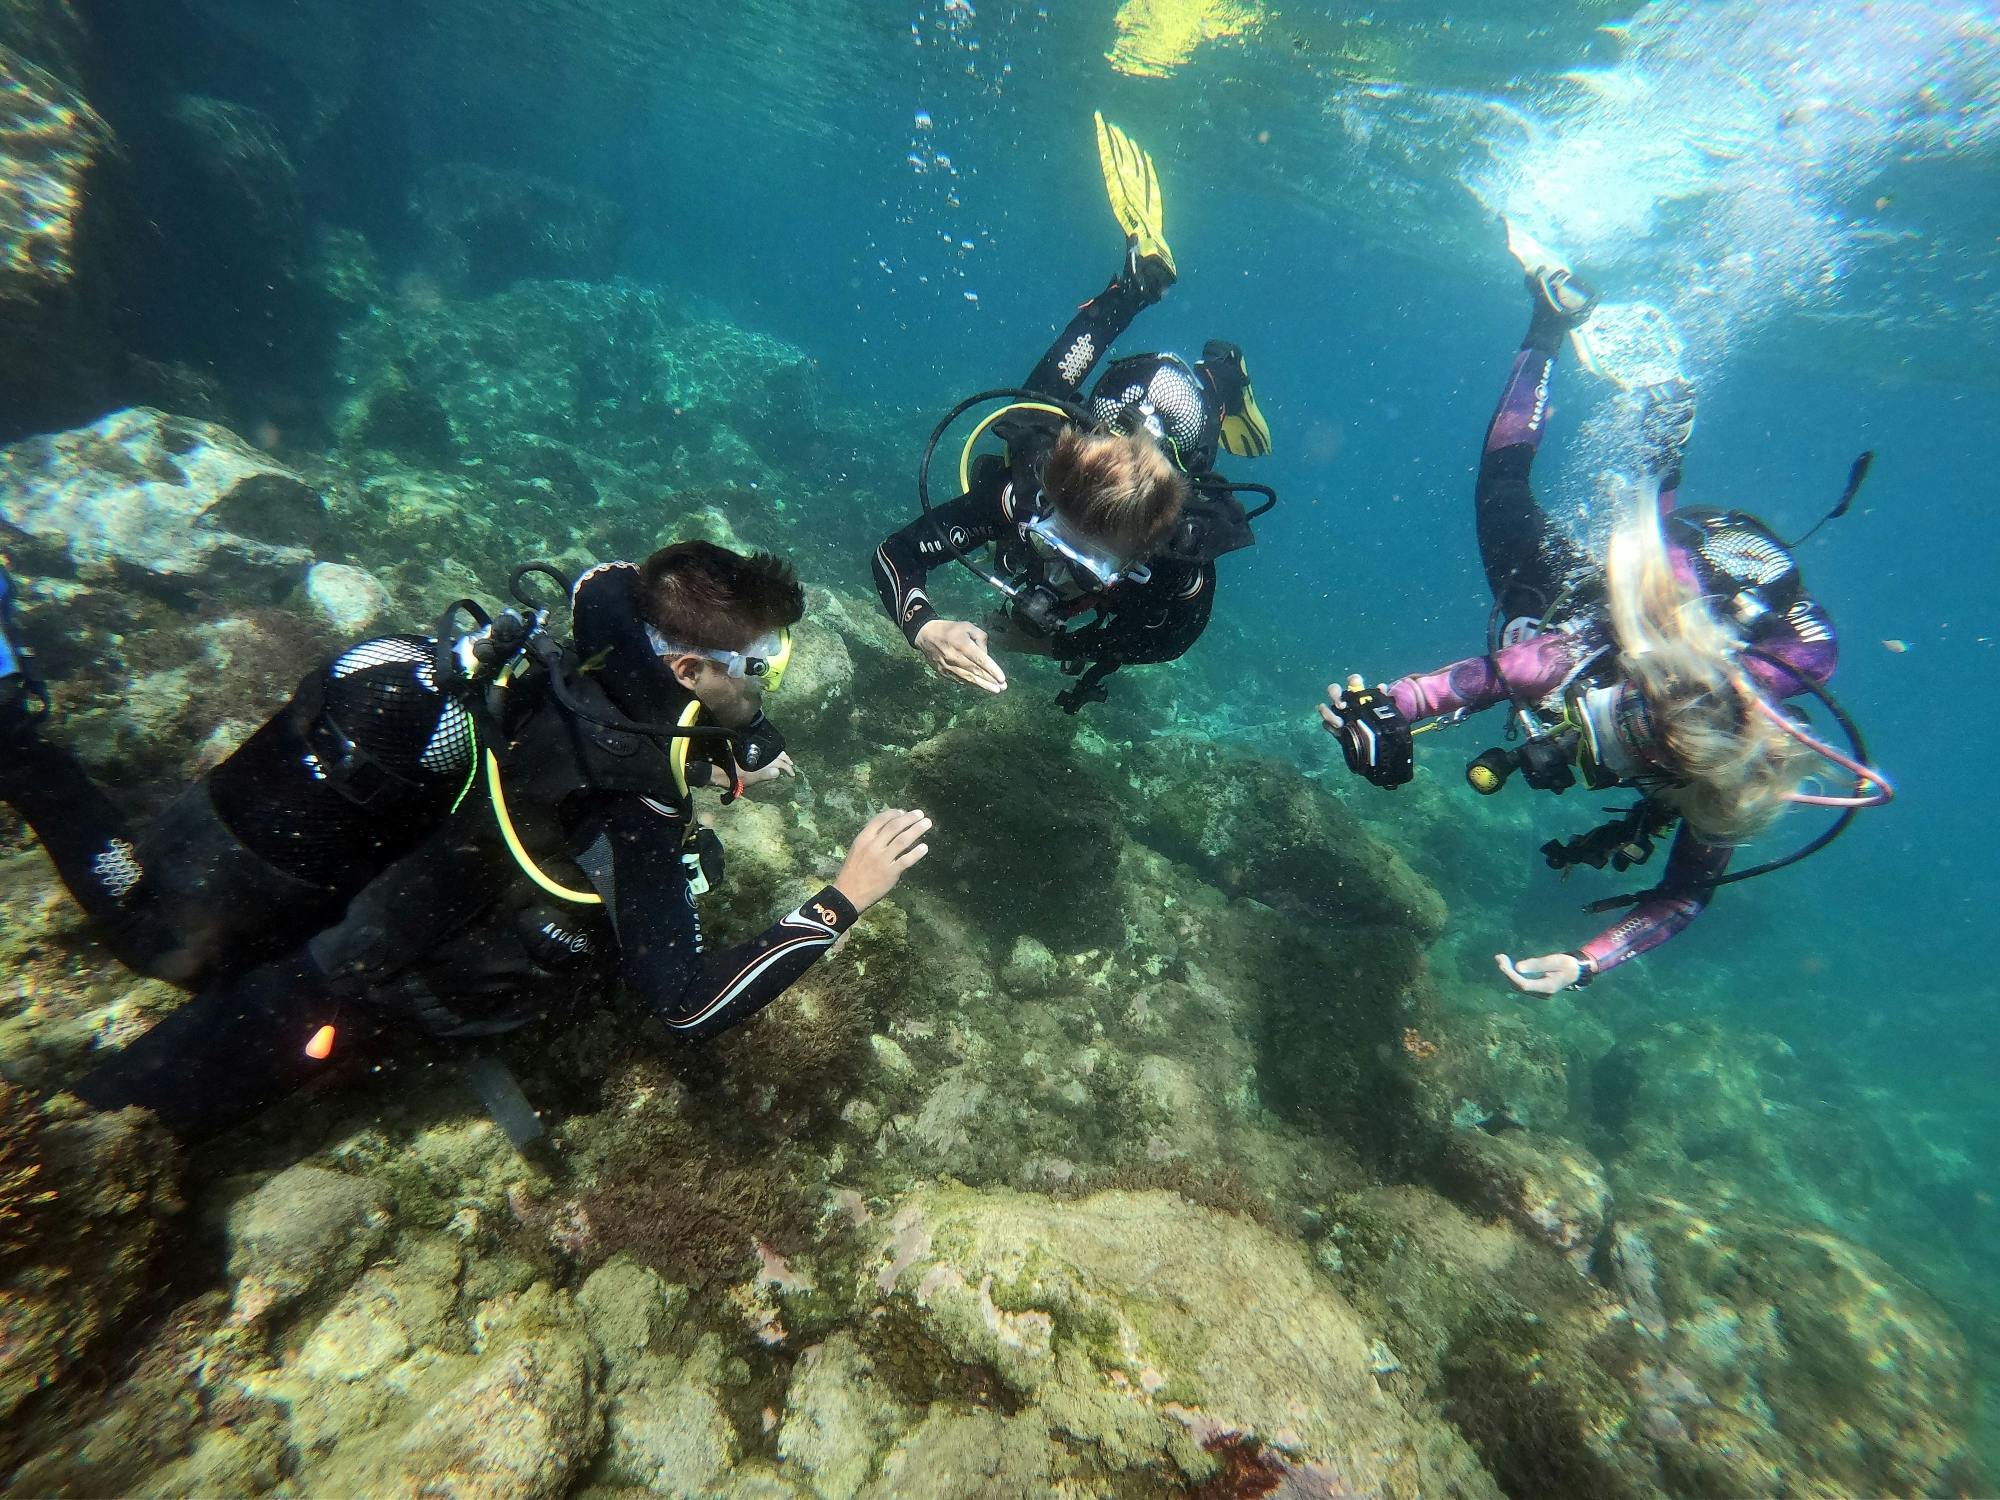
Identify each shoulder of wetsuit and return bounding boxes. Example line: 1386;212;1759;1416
1156;483;1257;565
500;653;694;816
1000;415;1067;494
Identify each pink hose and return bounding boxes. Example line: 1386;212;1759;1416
1738;681;1895;808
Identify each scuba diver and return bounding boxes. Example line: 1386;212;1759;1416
1318;245;1892;994
0;542;932;1144
872;113;1275;713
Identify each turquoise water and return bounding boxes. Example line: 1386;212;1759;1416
2;2;1998;1495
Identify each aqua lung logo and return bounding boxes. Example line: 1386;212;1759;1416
539;920;593;955
949;525;970;550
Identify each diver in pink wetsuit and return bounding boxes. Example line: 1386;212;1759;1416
1320;268;1887;995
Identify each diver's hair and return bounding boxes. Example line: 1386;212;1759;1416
1043;427;1190;557
1604;509;1812;843
637;540;804;651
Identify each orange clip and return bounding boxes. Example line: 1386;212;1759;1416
304;1024;336;1060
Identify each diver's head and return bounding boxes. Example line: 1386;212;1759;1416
1036;426;1191;588
639;541;804;729
1601;511;1814;843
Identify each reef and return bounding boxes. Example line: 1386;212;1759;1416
0;6;1992;1495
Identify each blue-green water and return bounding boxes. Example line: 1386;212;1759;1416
2;2;1997;1495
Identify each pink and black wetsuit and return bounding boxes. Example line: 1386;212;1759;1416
1386;301;1840;983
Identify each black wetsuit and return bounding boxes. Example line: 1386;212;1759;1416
872;268;1220;688
0;563;856;1141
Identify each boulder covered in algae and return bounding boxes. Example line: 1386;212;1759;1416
858;1184;1503;1497
0;1087;181;1430
0;406;324;600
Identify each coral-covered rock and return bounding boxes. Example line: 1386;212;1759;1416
778;1332;909;1500
305;559;391;634
1620;1200;1978;1496
0;408;322;601
0;1088;181;1425
594;1335;738;1492
577;1255;689;1373
858;1407;1053;1500
413;162;622;295
863;1185;1501;1496
1125;735;1447;939
896;694;1125;949
221;1163;392;1323
390;1330;601;1500
1435;1127;1611;1270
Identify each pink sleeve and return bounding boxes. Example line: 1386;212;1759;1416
1387;631;1594;722
1575;827;1730;977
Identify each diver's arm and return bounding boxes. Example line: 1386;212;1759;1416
1476;288;1594;611
1384;630;1598;723
597;795;858;1042
1022;255;1172;400
870;467;1014;645
1062;561;1214;667
1571;825;1730;980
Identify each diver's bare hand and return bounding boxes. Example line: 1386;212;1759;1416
833;809;933;912
1495;951;1585;997
915;619;1007;694
740;752;796;790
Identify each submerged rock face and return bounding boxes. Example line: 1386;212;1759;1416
1126;736;1448;939
863;1185;1502;1497
413;163;622;296
0;407;322;599
0;43;109;301
0;1089;181;1428
897;696;1126;948
1618;1201;1976;1497
221;1163;393;1324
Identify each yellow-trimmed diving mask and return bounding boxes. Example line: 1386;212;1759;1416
647;625;793;693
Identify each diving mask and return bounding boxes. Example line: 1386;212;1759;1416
646;626;793;693
1022;507;1146;590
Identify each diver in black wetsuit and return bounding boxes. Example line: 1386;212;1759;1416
871;116;1273;714
0;542;932;1143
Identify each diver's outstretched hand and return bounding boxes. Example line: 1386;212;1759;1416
1495;951;1584;996
739;752;796;793
833;809;933;912
915;618;1008;693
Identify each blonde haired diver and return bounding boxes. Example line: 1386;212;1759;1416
871;114;1275;714
1319;252;1892;995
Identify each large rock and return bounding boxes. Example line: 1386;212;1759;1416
778;1331;909;1500
864;1185;1501;1497
1616;1200;1978;1496
222;1163;393;1324
391;1330;601;1500
0;407;322;601
1125;735;1447;939
0;1087;181;1427
413;162;622;296
0;43;109;304
896;694;1126;949
1434;1126;1611;1271
162;95;306;281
